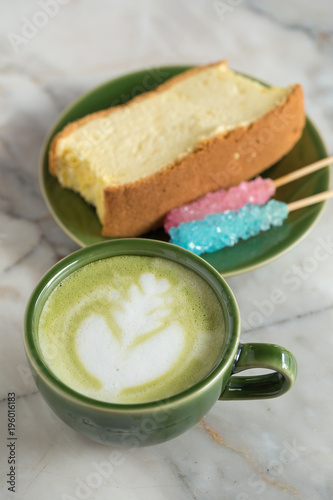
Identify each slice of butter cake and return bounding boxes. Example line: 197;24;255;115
49;61;305;237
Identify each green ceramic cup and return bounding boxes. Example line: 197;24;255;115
24;239;297;447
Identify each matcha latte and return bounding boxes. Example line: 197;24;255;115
38;256;225;404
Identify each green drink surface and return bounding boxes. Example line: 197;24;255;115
38;256;225;404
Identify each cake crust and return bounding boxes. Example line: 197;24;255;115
102;84;304;236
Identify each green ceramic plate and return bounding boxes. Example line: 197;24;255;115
40;66;330;276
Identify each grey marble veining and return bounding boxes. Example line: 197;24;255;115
0;1;333;499
246;0;333;42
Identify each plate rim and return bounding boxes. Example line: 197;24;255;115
39;65;331;276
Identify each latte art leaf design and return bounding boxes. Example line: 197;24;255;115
75;273;186;399
113;272;174;348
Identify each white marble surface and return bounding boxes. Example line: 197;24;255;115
1;1;333;498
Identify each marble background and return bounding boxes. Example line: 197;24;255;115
1;0;333;499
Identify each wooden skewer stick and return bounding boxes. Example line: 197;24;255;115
273;156;333;188
288;190;333;212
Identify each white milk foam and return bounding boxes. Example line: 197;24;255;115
75;273;186;401
76;314;185;401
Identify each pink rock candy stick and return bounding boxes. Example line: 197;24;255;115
164;177;276;232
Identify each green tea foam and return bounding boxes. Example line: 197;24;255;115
38;256;225;404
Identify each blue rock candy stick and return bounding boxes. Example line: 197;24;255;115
168;200;289;255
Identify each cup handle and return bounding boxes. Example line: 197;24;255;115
219;343;297;400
